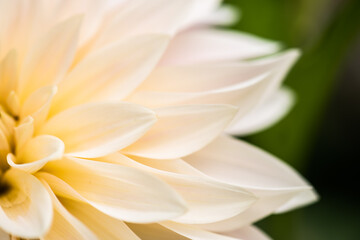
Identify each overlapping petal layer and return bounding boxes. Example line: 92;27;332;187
0;0;317;239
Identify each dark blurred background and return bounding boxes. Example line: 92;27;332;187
225;0;360;239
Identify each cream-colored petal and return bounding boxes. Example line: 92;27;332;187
14;116;34;151
0;169;53;239
18;15;82;101
184;135;317;230
21;85;57;130
41;181;97;240
0;0;42;60
180;0;221;28
40;102;156;158
129;64;270;109
226;87;295;136
200;5;240;26
161;222;239;240
91;0;195;50
101;153;256;224
127;223;190;240
0;228;8;239
8;135;64;173
61;198;140;240
51;34;169;114
123;104;237;159
161;29;280;65
0;50;18;105
0;128;10;170
223;226;271;240
41;157;187;223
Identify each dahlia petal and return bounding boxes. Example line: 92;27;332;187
18;15;82;101
101;153;256;224
0;128;10;170
39;102;157;158
129;64;271;109
0;169;53;238
61;198;141;240
223;225;271;240
0;0;42;60
161;29;281;65
40;157;187;223
161;222;238;240
41;181;97;240
184;135;318;230
0;50;18;104
181;0;221;28
92;0;195;49
127;223;190;240
52;34;169;114
226;87;295;136
21;85;57;130
123;104;237;159
8;135;64;173
14;116;34;150
200;5;240;26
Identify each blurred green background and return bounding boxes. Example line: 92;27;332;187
225;0;360;239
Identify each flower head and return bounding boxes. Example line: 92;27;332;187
0;0;317;239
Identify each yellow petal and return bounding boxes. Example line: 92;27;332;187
14;116;34;151
41;181;97;240
18;15;82;101
8;135;64;173
123;104;237;159
127;223;190;240
0;50;18;105
0;169;53;238
20;85;57;131
51;34;169;114
40;102;156;158
40;157;187;223
61;198;140;240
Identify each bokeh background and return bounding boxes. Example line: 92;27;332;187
224;0;360;239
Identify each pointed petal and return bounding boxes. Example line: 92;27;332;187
223;226;271;240
20;85;57;130
92;0;194;50
51;34;169;114
129;63;270;109
101;153;256;224
161;222;239;240
0;0;42;60
127;223;190;240
184;135;318;230
40;157;187;223
0;50;18;104
0;169;53;238
8;135;64;173
61;198;141;240
18;16;82;101
123;104;237;159
14;116;34;151
41;181;97;240
39;102;156;158
161;29;280;65
226;87;295;136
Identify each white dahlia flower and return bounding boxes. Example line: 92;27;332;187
0;0;317;239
